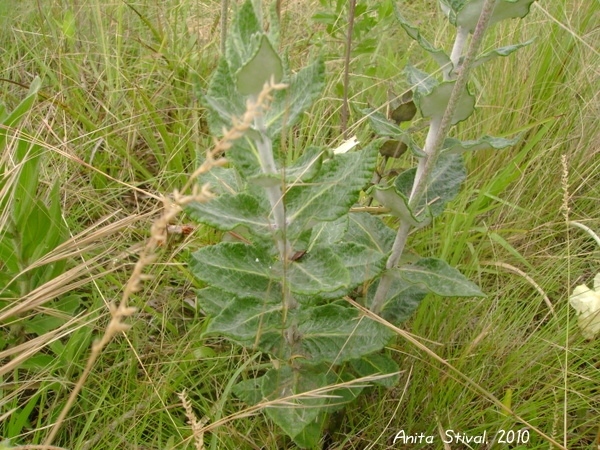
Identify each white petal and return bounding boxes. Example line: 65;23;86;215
593;272;600;292
569;284;598;314
578;310;600;339
333;136;359;154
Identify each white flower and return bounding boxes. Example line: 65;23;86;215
569;273;600;339
333;136;359;154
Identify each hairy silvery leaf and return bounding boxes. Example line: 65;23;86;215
293;242;387;304
405;64;438;97
236;35;284;96
185;192;271;233
190;243;281;302
226;135;277;179
232;377;264;406
266;0;281;46
370;183;430;228
322;371;364;413
421;81;475;124
405;65;475;124
282;246;350;296
233;366;328;448
367;278;429;324
344;212;396;254
248;172;282;187
363;109;424;157
297;303;393;364
291;421;324;449
306;215;349;248
193;166;245;196
394;7;452;75
394;153;467;217
472;39;536;68
442;134;521;154
350;354;400;387
284;146;328;184
265;56;326;138
233;367;363;440
363;108;405;137
226;0;264;73
196;287;236;316
393;257;485;297
285;142;379;237
201;58;247;135
207;295;285;353
439;0;536;34
304;242;387;302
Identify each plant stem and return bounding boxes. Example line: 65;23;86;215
448;25;469;80
341;0;356;139
220;0;228;55
254;114;289;259
254;113;297;328
371;0;499;315
410;0;497;209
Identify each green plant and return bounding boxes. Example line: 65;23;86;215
0;77;86;442
366;0;535;312
312;0;390;57
186;0;537;447
0;78;69;331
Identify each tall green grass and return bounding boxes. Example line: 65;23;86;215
0;0;597;448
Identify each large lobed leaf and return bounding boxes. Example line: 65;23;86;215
370;183;429;228
350;353;400;388
283;146;328;184
394;153;467;218
442;134;521;154
395;7;452;74
439;0;537;34
370;154;466;227
297;303;393;364
236;35;284;97
294;242;388;303
205;293;286;355
363;108;404;138
392;257;485;297
284;246;350;296
185;192;271;233
265;56;326;138
202;58;247;136
226;0;264;73
405;65;475;125
367;278;429;324
234;366;331;448
192;166;244;196
189;243;281;301
285;143;379;237
344;212;396;254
